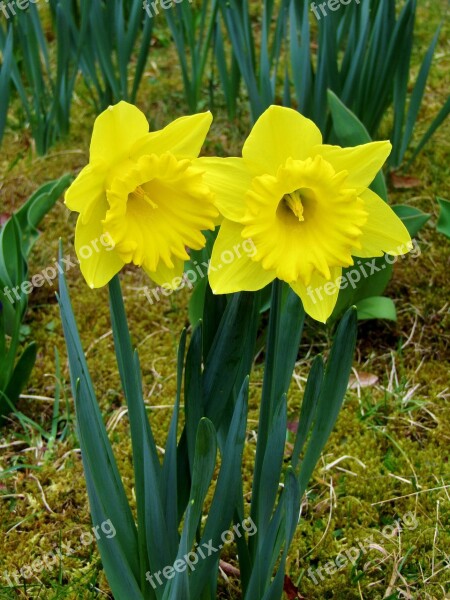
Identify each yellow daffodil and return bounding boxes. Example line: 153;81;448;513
65;101;218;288
197;105;412;323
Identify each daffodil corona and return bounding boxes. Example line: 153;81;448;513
198;106;412;322
65;102;218;288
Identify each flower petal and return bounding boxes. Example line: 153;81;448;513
195;157;252;222
144;256;185;289
242;106;322;176
65;161;108;223
90;101;150;165
132;112;213;160
312;141;391;193
209;220;276;294
75;198;124;288
290;267;342;323
354;189;412;258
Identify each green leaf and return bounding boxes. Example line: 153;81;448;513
0;28;13;144
108;275;166;589
186;418;218;547
203;292;259;430
251;281;304;535
331;256;393;322
392;204;431;237
259;469;300;600
398;26;442;164
57;245;142;597
162;418;217;600
190;377;249;598
15;174;72;255
188;274;208;325
184;324;204;472
298;308;357;496
161;329;187;550
327;90;387;201
0;218;28;336
407;96;450;167
436;197;450;238
0;217;26;290
0;342;37;419
244;492;285;598
257;394;287;537
291;355;324;470
356;296;397;321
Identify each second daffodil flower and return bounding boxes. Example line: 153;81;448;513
65;101;218;288
198;106;412;323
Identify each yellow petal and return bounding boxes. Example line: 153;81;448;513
242;105;322;176
144;256;185;289
75;198;124;288
90;101;149;165
209;220;276;294
131;112;213;160
290;267;342;323
65;161;108;223
195;157;252;222
354;189;412;257
312;141;391;193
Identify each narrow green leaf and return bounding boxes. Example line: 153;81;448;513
291;355;324;470
190;377;249;598
57;245;141;594
0;28;13;143
108;275;174;586
407;96;450;167
298;308;357;496
392;205;430;237
257;394;287;536
203;292;259;430
0;342;36;419
436;197;450;238
251;282;304;531
184;324;204;472
327;90;387;201
399;26;442;163
161;329;187;549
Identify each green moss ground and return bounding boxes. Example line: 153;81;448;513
0;2;449;598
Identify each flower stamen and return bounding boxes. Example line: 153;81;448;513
283;191;305;221
129;185;158;209
280;187;317;223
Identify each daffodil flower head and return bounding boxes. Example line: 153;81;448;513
65;101;218;288
198;105;412;323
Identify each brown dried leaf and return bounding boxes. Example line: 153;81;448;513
283;575;306;599
390;172;422;189
0;213;11;227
